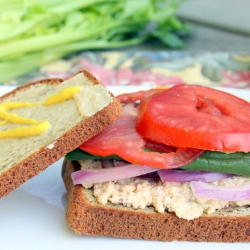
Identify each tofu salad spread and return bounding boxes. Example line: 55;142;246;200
79;160;250;221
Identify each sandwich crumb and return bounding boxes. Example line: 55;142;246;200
46;141;57;149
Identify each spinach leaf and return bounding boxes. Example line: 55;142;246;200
65;148;122;161
182;151;250;176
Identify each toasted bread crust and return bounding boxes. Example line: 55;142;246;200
0;70;122;197
62;160;250;242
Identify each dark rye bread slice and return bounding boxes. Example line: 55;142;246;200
0;70;122;198
62;160;250;242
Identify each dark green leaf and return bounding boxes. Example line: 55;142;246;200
182;151;250;176
65;148;123;161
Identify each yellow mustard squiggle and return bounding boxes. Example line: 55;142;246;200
44;86;82;106
0;102;41;125
0;121;50;139
0;86;82;139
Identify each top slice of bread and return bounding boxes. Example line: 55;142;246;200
0;70;122;198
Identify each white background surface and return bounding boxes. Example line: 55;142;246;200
1;86;250;250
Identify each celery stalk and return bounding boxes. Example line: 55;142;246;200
0;18;123;57
0;0;189;82
0;36;147;82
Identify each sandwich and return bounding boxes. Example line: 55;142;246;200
0;70;122;197
62;84;250;242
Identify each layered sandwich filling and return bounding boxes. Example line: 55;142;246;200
67;85;250;221
78;159;250;221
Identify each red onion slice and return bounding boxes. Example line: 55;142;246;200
72;164;157;185
122;103;138;116
191;181;250;201
113;160;129;167
159;170;234;183
101;159;115;168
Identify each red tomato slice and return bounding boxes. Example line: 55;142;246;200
136;84;250;152
80;104;203;169
144;139;177;153
117;88;164;103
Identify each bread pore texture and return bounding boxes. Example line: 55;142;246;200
62;159;250;242
0;70;122;198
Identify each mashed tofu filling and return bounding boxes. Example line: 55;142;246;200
78;160;250;221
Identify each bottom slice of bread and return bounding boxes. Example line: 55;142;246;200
62;160;250;242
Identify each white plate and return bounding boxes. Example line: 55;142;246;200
1;86;250;250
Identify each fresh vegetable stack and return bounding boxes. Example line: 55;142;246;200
67;85;250;203
0;0;188;82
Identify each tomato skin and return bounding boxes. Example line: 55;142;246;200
136;84;250;152
144;139;177;153
117;88;165;104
